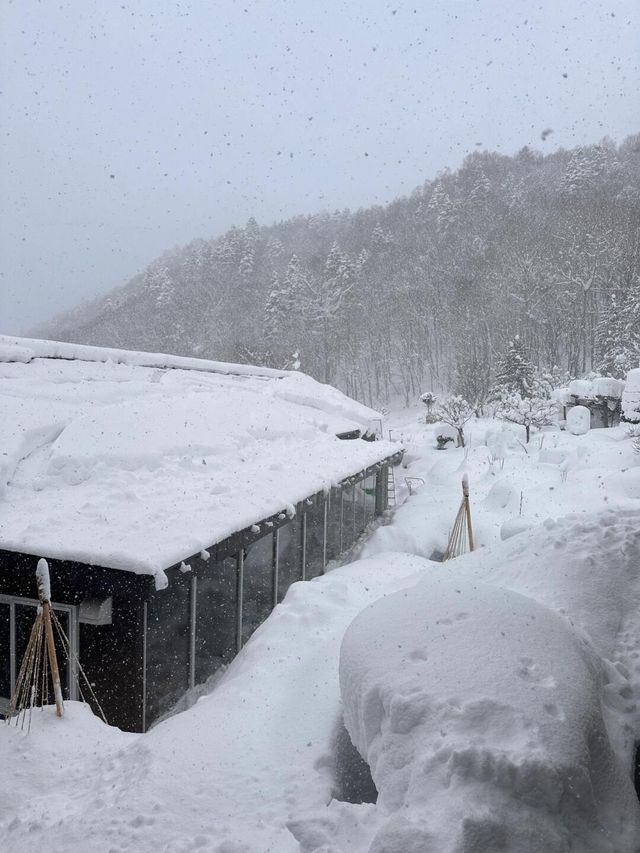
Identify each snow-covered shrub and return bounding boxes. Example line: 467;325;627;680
484;424;513;470
531;365;571;399
435;395;475;447
419;391;438;423
496;391;556;443
432;421;457;449
420;390;437;408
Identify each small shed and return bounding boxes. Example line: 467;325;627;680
555;377;625;429
0;337;401;731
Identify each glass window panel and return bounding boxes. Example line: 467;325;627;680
0;603;10;699
52;609;70;699
80;599;144;732
305;495;326;580
242;533;274;645
277;518;302;603
326;488;343;563
195;556;238;684
342;485;356;551
146;575;190;723
365;473;377;523
378;465;389;513
355;476;366;537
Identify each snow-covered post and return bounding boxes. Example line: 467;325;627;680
462;473;474;552
36;558;64;718
420;391;437;423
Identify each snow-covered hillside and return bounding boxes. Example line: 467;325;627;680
1;409;639;852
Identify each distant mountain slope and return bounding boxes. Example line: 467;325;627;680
41;136;640;404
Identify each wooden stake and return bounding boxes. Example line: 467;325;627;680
465;495;475;552
42;602;64;718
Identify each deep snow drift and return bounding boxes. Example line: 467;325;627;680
1;408;640;852
335;518;640;852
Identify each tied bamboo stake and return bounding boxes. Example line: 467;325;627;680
443;474;475;561
8;557;107;731
36;558;64;718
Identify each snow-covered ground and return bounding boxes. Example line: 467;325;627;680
1;407;640;852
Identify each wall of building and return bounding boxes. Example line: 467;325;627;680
0;461;395;733
141;463;388;730
0;550;148;731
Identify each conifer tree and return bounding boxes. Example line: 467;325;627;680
493;335;535;398
595;280;640;377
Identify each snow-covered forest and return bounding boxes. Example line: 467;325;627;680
43;136;640;405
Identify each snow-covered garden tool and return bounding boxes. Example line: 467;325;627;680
443;474;475;560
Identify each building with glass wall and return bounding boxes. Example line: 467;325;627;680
0;337;402;731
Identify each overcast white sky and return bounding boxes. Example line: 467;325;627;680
1;0;639;333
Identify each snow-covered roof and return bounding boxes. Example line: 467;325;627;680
552;376;626;407
564;376;625;400
0;336;396;580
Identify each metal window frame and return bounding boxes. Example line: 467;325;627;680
321;498;328;573
142;600;148;733
301;513;307;581
235;550;244;652
189;575;197;690
272;528;279;609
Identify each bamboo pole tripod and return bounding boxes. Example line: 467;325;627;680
443;474;475;561
7;558;107;732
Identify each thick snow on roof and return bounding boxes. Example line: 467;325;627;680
558;376;626;402
0;336;394;577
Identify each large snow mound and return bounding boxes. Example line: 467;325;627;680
340;577;637;852
0;336;393;575
284;508;640;853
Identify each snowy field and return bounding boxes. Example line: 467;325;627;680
1;407;640;852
